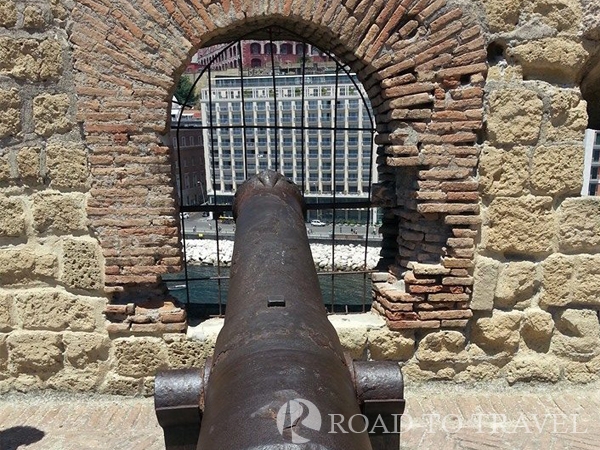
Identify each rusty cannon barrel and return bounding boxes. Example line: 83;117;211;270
198;170;371;449
155;170;404;450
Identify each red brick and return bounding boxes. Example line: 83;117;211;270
387;319;440;330
418;309;473;320
428;292;470;302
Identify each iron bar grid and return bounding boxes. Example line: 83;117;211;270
169;26;378;318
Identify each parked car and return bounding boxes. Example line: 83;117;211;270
310;219;327;226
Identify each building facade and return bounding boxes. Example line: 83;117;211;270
198;72;376;222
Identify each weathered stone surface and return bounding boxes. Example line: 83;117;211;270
33;93;72;137
46;367;102;391
563;361;598;383
483;196;554;255
113;338;168;377
0;245;58;285
557;198;600;252
367;327;415;360
32;191;87;233
486;88;543;146
471;256;500;311
471;311;522;353
551;309;600;361
0;294;13;332
495;261;537;309
0;88;20;138
0;196;25;237
63;332;110;369
100;373;141;396
46;141;89;188
478;146;529;197
167;337;211;369
416;330;469;364
0;1;17;27
0;38;62;81
544;89;588;143
507;38;590;84
529;0;582;32
581;0;600;39
15;289;100;332
539;254;575;307
16;147;41;180
521;308;554;351
0;155;10;181
531;145;583;196
61;239;103;290
505;354;561;384
541;255;600;308
23;5;47;29
481;0;523;32
7;332;63;374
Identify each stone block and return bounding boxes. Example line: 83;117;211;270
539;254;575;307
0;196;25;237
0;294;13;332
544;88;588;143
573;256;600;306
61;239;103;290
100;373;141;396
495;261;537;309
0;38;62;81
15;289;100;332
167;337;211;369
0;154;10;181
481;0;523;32
486;88;543;146
7;332;63;374
483;196;554;255
23;5;47;29
507;38;589;84
16;146;41;181
0;88;20;138
478;146;529;197
529;0;582;32
0;245;57;285
32;191;87;234
416;330;469;364
113;338;168;377
33;93;72;137
557;198;600;252
367;327;415;360
471;310;522;353
46;367;103;392
471;256;500;311
551;309;600;361
46;140;89;188
63;332;110;369
505;354;561;384
531;145;583;196
0;1;16;27
521;308;554;352
563;361;597;383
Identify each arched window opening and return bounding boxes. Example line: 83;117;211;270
168;27;378;319
250;42;261;54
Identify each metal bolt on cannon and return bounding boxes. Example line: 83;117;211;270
155;171;405;450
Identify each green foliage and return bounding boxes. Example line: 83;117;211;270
175;76;198;106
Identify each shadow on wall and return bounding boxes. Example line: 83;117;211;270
0;426;45;450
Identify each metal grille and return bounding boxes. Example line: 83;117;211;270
584;129;600;195
166;27;379;319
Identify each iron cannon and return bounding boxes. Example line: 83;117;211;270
155;171;404;450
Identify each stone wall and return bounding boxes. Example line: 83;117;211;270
0;0;598;394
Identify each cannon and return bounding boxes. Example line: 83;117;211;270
155;171;404;450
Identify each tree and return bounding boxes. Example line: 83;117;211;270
175;76;198;106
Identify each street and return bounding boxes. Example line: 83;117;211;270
180;212;382;240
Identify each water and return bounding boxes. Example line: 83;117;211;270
164;264;372;317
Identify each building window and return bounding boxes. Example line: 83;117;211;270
250;42;261;54
583;129;600;195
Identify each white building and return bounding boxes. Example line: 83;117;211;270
199;73;377;222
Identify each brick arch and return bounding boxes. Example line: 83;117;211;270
71;0;487;329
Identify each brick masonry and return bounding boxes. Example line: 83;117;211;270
70;0;486;330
